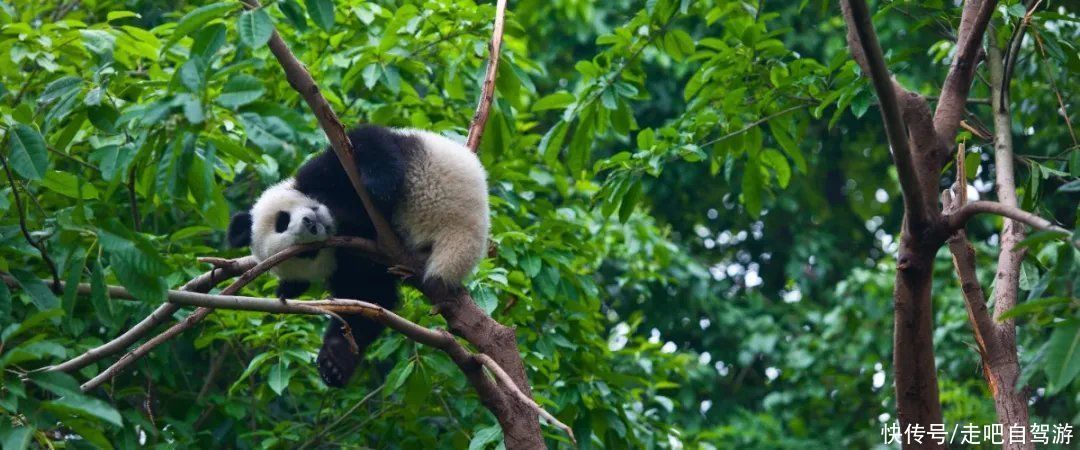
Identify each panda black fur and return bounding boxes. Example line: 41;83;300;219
227;125;489;387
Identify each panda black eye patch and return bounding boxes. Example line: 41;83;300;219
275;211;291;233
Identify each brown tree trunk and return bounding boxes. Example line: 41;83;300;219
893;238;945;449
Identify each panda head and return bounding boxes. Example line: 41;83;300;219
228;179;336;262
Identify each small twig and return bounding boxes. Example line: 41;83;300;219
299;383;385;449
1029;29;1078;147
0;151;61;291
698;104;810;148
475;354;576;444
465;0;507;152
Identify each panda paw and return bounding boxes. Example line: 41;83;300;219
316;333;360;388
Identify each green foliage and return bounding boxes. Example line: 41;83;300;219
0;0;1077;448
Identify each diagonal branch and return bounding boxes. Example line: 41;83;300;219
241;0;406;260
37;256;255;373
465;0;507;152
840;0;928;228
933;0;997;144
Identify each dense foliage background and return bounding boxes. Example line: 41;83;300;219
0;0;1076;448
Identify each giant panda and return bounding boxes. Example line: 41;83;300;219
227;125;489;387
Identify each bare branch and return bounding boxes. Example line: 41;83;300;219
1001;0;1042;108
933;0;996;144
22;256;252;373
465;0;507;152
78;238;377;390
947;201;1074;245
840;0;928;227
476;354;576;444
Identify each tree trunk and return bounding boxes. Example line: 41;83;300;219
893;236;945;450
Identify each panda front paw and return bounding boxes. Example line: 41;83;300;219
316;333;360;388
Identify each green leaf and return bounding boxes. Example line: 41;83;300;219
1057;179;1080;193
106;11;140;22
39;76;83;103
532;91;575;112
964;151;981;180
278;0;308;31
0;425;33;450
761;149;792;188
305;0;335;31
218;75;265;108
7;123;49;181
10;269;60;311
163;2;238;53
1044;322;1080;393
998;297;1071;320
41;171;99;199
267;357;292;395
469;424;503;450
619;180;642;222
238;8;273;48
191;23;227;59
567;108;596;176
384;360;415;394
540;121;569;167
179;58;206;92
89;145;136;182
31;372;123;426
89;258;114;327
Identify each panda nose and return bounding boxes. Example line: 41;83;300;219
302;216;317;233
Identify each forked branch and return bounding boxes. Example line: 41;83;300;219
839;0;928;227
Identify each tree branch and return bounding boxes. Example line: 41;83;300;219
36;256;255;373
932;0;996;144
947;201;1074;245
840;0;928;228
465;0;507;152
240;0;406;261
476;354;575;444
76;238;379;390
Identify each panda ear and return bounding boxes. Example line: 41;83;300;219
228;212;253;247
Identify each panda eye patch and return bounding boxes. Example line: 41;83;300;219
275;211;291;233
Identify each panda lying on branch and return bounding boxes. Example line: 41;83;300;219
227;125;489;387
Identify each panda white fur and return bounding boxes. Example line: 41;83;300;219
228;125;489;387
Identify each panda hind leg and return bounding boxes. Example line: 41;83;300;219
317;315;386;388
318;260;400;387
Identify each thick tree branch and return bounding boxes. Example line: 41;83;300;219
933;0;996;144
240;0;406;261
840;0;928;228
465;0;507;152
